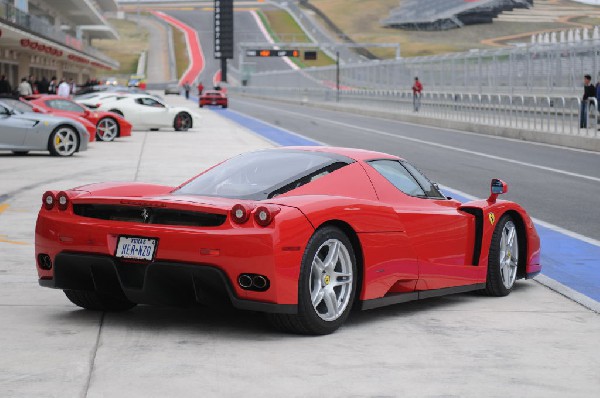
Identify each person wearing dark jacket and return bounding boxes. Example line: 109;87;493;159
0;75;11;94
581;74;596;128
37;76;49;94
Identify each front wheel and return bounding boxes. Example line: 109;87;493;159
48;126;79;157
174;112;192;131
96;117;119;141
484;215;520;296
268;226;357;335
64;290;137;311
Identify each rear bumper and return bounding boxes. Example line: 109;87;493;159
41;252;297;314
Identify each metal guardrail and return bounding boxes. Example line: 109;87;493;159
231;86;600;138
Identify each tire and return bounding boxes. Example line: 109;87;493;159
222;104;228;109
48;126;79;157
174;112;192;131
64;290;137;311
109;109;124;117
199;104;204;108
12;151;29;155
267;226;357;335
484;214;520;297
96;117;120;142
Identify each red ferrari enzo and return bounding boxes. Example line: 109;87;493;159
35;147;541;334
26;95;132;142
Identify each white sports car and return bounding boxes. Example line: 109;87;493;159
96;94;200;131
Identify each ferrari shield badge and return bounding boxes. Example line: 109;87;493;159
488;212;496;225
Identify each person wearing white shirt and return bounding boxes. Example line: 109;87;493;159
17;78;32;96
57;80;70;98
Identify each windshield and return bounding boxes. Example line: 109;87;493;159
0;99;31;113
174;150;352;200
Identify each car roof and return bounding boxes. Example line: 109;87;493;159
280;146;402;162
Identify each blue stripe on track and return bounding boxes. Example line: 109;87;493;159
193;95;600;305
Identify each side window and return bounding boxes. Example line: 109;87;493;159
401;161;446;199
369;160;426;197
46;100;85;113
139;98;165;107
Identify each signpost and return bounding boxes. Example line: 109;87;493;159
214;0;233;83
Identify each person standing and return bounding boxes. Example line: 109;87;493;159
412;77;423;112
48;76;57;94
183;81;191;99
57;79;70;98
37;76;49;94
581;74;596;128
0;75;11;94
197;81;204;96
18;77;32;97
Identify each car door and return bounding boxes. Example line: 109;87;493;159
365;159;480;290
0;104;33;148
134;97;169;127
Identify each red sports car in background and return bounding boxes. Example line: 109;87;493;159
26;95;132;142
35;147;541;335
0;96;96;141
199;90;228;108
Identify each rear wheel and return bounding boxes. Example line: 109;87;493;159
484;214;520;296
48;126;79;157
268;226;356;335
64;290;136;311
174;112;192;131
96;117;119;141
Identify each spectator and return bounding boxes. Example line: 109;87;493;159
69;79;77;95
581;74;596;128
48;76;57;94
0;75;11;94
57;79;70;98
183;81;191;99
18;77;32;97
38;76;49;94
197;81;204;96
28;75;37;94
412;77;423;112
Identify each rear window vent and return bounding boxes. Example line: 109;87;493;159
73;204;226;227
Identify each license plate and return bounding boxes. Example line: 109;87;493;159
115;236;157;261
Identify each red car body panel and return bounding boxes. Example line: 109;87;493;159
26;95;132;138
35;147;541;312
199;91;228;107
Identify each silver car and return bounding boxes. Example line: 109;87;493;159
164;84;180;95
0;101;90;157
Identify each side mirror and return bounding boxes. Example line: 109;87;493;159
488;178;508;203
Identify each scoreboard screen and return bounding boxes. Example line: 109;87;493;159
246;49;300;58
214;0;233;59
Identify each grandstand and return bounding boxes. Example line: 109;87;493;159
382;0;534;31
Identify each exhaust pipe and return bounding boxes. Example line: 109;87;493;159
252;275;267;290
238;274;253;289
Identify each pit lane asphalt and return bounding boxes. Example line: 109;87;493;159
228;96;600;241
0;95;599;397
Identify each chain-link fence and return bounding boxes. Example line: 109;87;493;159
241;40;600;96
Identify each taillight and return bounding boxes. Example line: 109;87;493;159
231;204;251;224
254;205;280;227
57;191;70;211
42;191;55;210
